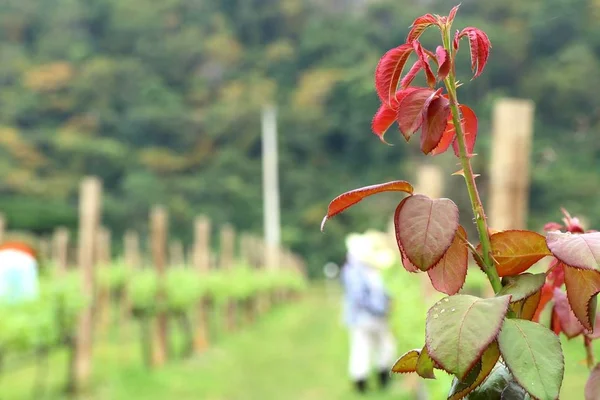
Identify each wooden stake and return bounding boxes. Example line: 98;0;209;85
169;240;185;267
219;224;237;331
489;98;535;231
219;224;235;270
193;216;211;353
122;230;140;326
124;230;140;269
39;238;51;263
96;227;111;266
193;216;211;272
150;206;168;366
239;233;252;267
72;177;102;392
53;227;69;275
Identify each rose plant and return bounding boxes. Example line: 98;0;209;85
320;6;600;399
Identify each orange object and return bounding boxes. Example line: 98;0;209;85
0;241;37;259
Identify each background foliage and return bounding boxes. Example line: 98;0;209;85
1;0;599;276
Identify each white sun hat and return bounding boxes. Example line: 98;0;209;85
345;229;398;270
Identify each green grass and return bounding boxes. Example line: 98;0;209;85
1;283;597;400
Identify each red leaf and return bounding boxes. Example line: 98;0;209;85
394;207;420;273
375;44;414;106
400;60;423;89
427;225;468;295
457;27;491;79
395;194;459;271
371;103;396;142
430;116;456;155
585;364;600;400
486;230;551;277
544;222;564;231
533;282;555;322
421;95;451;155
447;5;460;26
546;231;600;270
321;181;414;231
564;266;600;332
412;41;436;88
553;288;585;338
435;46;450;81
407;14;438;43
452;105;478;157
453;29;460;51
397;88;434;140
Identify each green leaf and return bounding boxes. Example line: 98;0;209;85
502;382;533;399
498;319;564;400
498;273;546;302
416;345;436;379
391;349;420;374
395;194;459;271
448;342;501;400
426;294;510;379
459;363;513;400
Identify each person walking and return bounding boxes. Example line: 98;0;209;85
341;229;397;394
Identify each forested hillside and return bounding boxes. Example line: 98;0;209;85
1;0;599;276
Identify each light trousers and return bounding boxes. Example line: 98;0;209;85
348;316;397;380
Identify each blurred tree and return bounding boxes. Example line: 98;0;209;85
0;0;599;277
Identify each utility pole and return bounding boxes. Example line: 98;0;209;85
261;105;281;270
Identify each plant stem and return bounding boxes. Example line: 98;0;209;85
585;335;595;369
444;76;502;294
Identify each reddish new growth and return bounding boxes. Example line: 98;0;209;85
371;6;488;156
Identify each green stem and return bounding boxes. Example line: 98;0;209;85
444;78;502;295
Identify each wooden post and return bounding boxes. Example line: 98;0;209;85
239;233;253;267
96;227;111;265
124;230;140;269
219;224;237;331
150;206;168;366
39;238;51;263
53;227;69;275
72;177;102;392
219;224;235;270
122;230;140;327
96;226;112;331
489;98;535;231
169;240;185;267
193;216;211;272
193;216;211;352
0;213;5;244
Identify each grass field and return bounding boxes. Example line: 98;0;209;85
2;281;596;400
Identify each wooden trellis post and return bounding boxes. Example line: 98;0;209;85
150;206;168;366
52;227;70;275
97;226;112;331
124;230;140;269
219;224;237;332
122;230;140;328
71;177;102;392
193;216;211;352
169;240;185;267
489;98;535;231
